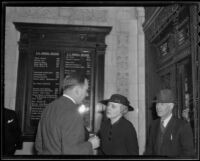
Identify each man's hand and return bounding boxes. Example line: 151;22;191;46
88;135;100;149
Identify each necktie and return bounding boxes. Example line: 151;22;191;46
160;120;165;133
157;120;165;155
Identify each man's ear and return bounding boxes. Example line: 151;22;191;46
74;86;81;96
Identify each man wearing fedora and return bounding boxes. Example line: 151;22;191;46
97;94;139;155
144;89;195;158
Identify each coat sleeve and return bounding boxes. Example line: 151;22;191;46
61;112;93;155
179;122;195;157
125;124;139;155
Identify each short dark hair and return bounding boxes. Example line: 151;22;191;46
62;72;88;91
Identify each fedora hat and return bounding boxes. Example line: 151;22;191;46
153;89;175;103
100;94;134;111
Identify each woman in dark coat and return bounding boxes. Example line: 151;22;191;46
98;94;139;155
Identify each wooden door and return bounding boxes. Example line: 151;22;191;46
176;57;195;136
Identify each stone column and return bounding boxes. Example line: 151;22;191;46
137;7;146;155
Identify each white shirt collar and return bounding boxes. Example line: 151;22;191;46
63;94;76;104
162;113;172;127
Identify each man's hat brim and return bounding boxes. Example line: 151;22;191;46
100;99;134;111
152;89;176;104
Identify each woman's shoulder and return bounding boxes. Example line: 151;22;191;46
121;117;135;128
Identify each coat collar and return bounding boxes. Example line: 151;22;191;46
157;115;176;139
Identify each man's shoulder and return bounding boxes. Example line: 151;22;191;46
51;96;68;103
4;108;16;113
43;96;77;117
49;96;75;107
148;118;160;129
4;108;17;118
120;117;137;131
172;117;190;127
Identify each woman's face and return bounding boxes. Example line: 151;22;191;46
106;102;123;120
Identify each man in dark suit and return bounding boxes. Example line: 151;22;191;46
3;107;22;155
35;72;100;154
144;89;195;158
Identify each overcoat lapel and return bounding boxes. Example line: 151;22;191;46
162;116;175;144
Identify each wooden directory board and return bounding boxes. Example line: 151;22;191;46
14;22;111;141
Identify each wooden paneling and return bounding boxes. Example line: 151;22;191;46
144;4;199;156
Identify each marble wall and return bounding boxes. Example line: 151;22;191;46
5;7;145;155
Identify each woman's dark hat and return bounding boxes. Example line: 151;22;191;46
100;94;134;111
153;89;175;103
